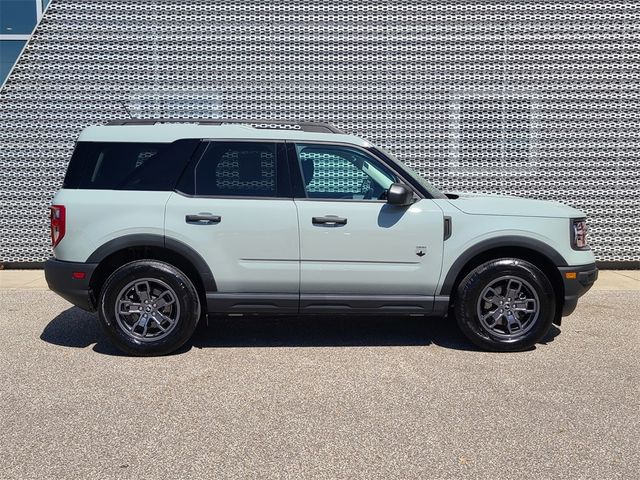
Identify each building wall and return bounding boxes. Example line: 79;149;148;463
0;0;638;265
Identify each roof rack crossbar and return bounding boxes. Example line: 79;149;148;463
105;118;343;134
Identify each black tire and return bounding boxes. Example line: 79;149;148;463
454;258;556;352
98;260;201;356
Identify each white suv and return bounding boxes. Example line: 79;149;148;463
45;119;598;356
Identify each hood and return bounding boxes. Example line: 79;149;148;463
445;192;584;218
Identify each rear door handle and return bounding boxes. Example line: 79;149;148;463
186;214;221;225
312;215;347;226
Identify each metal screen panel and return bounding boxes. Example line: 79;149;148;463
0;0;638;264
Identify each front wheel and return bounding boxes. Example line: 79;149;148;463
454;258;556;352
98;260;201;356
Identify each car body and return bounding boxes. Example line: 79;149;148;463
45;119;598;355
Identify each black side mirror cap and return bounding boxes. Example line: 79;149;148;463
386;183;414;206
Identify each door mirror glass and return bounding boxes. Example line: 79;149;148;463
386;183;414;206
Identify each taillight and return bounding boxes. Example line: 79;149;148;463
50;205;66;248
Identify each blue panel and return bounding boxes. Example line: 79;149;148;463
0;40;25;85
0;0;37;34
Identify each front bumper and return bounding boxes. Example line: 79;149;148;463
558;263;598;316
44;258;98;312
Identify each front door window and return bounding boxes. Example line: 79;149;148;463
295;144;397;200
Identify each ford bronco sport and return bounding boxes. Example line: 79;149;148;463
45;119;598;356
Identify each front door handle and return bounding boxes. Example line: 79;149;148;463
312;215;347;226
186;214;221;225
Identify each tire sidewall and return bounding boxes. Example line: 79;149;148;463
98;260;201;356
455;259;556;351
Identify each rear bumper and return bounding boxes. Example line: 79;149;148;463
558;263;598;316
44;258;98;312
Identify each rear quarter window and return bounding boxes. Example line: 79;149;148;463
62;139;199;190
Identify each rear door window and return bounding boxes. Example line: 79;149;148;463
177;141;291;197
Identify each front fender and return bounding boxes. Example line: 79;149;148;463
438;234;567;295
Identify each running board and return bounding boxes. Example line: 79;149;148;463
206;293;450;316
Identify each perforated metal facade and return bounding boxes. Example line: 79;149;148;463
0;0;638;265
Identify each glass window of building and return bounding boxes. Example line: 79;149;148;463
0;0;46;86
0;40;25;83
0;0;38;34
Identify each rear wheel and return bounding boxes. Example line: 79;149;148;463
454;258;555;351
98;260;201;356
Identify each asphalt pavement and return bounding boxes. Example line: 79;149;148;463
0;289;638;479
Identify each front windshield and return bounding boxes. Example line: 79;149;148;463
372;146;447;199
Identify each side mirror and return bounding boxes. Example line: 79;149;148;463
386;183;414;206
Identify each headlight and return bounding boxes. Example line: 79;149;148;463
571;218;589;250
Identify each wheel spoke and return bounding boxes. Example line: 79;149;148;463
118;300;142;315
154;290;175;309
132;315;150;336
505;313;523;333
505;279;523;300
156;311;174;326
482;308;503;327
135;281;151;302
513;298;537;313
151;315;168;332
481;287;502;307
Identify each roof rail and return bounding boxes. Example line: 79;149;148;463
105;118;343;134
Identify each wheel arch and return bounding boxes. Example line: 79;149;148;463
87;234;216;310
440;236;566;317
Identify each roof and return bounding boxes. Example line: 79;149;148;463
77;120;370;147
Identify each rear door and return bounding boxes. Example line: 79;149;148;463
290;142;444;313
165;140;299;313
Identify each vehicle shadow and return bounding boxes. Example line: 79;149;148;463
39;307;126;356
40;307;560;356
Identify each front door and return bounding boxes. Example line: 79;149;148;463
291;142;444;312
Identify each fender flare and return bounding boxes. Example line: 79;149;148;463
86;234;217;292
439;235;567;295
